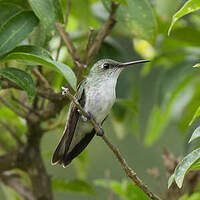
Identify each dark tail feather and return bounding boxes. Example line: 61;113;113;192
52;129;95;167
52;134;67;165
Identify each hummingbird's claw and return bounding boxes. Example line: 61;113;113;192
96;127;104;136
80;111;92;122
81;115;88;122
86;112;92;120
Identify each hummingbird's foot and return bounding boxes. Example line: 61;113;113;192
81;115;88;122
80;111;92;122
96;127;104;136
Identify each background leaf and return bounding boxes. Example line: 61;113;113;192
189;126;200;143
0;3;22;26
0;11;39;56
28;0;56;38
174;148;200;188
168;0;200;35
94;179;151;200
0;0;28;8
168;174;175;189
145;73;193;146
52;0;64;24
52;178;96;196
1;45;77;90
0;67;35;100
101;0;157;44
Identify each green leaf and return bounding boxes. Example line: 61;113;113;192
0;67;35;100
174;148;200;188
168;0;200;35
189;126;200;143
94;179;127;197
1;45;77;90
1;183;21;200
0;3;21;25
114;0;128;6
94;179;151;200
168;174;175;189
0;11;39;56
180;193;200;200
193;63;200;68
52;178;96;196
101;0;157;44
0;0;28;8
189;105;200;126
126;181;151;200
170;27;200;47
0;0;27;7
10;45;53;59
145;63;194;146
28;0;56;37
52;0;64;23
144;106;170;146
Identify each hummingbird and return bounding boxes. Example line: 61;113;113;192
52;59;150;167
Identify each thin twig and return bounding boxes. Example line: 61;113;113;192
0;171;34;200
84;27;95;62
0;78;21;90
32;68;51;89
55;39;63;61
0;120;24;146
0;96;26;118
56;23;82;65
102;136;160;200
61;87;161;200
11;94;41;117
87;2;119;64
65;0;71;27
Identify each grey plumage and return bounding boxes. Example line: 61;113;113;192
52;59;150;167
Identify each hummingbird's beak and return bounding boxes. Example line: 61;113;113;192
117;60;150;68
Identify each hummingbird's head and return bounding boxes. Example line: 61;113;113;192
89;59;150;79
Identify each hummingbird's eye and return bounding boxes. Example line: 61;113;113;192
103;63;110;69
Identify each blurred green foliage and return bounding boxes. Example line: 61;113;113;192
0;0;200;199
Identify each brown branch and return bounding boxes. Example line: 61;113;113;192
32;68;51;89
61;87;161;200
37;88;66;102
0;78;66;105
26;146;53;200
84;27;95;62
65;0;71;27
56;23;82;65
0;152;21;173
0;171;34;200
102;136;161;200
11;94;41;118
55;39;63;61
0;120;24;146
87;2;119;64
0;78;21;90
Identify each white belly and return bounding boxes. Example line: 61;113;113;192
68;79;116;153
84;79;116;123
